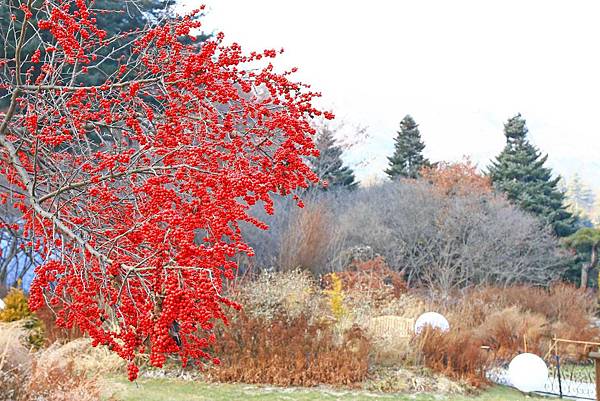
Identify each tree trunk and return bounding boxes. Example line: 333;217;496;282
581;263;590;290
582;244;598;290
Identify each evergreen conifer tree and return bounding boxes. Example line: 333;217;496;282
488;114;575;236
312;127;358;190
386;115;430;179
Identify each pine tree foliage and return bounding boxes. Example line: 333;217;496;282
386;115;430;179
488;114;575;237
311;126;358;190
0;0;181;90
564;227;600;289
565;173;596;220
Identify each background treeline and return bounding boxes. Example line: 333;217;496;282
239;175;566;295
236;113;597;291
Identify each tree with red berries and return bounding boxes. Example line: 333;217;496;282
0;1;328;380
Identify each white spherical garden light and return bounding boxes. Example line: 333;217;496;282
414;312;450;334
508;353;548;393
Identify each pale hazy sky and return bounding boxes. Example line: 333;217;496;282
179;1;600;187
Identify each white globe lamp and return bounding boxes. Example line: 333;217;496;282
414;312;450;334
508;353;548;393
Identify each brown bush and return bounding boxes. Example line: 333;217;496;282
322;257;407;299
0;323;101;401
210;313;370;386
25;358;100;401
416;327;489;387
279;202;335;276
473;307;548;359
34;305;83;345
403;283;600;386
229;269;325;323
450;284;599;344
0;323;31;401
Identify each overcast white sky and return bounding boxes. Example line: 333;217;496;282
180;0;600;188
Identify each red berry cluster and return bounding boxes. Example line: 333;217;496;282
1;2;332;381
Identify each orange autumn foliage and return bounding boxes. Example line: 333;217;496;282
421;159;491;196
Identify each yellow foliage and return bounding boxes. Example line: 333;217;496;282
324;273;346;320
0;286;31;322
0;286;45;349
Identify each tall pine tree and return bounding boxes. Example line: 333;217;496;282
386;115;430;179
488;114;575;237
312;127;358;190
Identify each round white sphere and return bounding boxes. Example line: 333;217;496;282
0;298;5;310
414;312;450;334
508;353;548;393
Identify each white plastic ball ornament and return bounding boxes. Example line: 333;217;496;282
414;312;450;334
508;353;548;393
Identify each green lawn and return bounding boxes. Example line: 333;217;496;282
104;378;549;401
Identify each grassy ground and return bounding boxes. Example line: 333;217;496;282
103;378;549;401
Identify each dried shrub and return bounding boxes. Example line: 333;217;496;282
278;202;335;276
36;338;125;376
415;283;600;385
416;328;489;387
229;269;325;323
473;307;548;359
322;257;407;304
34;305;82;345
449;284;599;347
420;158;492;197
25;358;101;401
210;313;370;386
0;323;107;401
0;323;32;401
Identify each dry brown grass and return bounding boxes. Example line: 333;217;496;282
415;327;489;387
210;313;370;386
37;338;125;376
367;316;414;366
0;322;32;401
278;202;334;276
0;323;118;401
230;269;326;323
409;283;600;385
25;358;101;401
439;284;599;349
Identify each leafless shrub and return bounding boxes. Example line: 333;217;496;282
229;269;325;322
337;180;567;294
279;201;335;276
240;179;566;293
